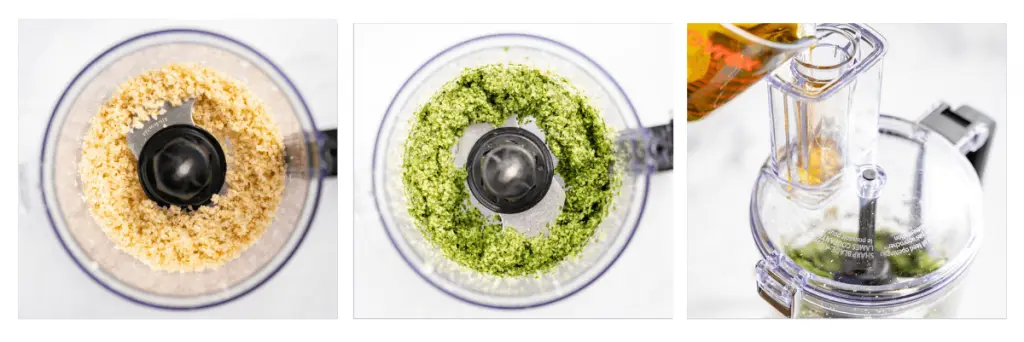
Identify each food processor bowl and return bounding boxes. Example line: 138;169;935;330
373;33;652;308
39;29;327;309
751;114;986;318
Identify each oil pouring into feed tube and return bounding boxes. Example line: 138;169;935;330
738;23;996;318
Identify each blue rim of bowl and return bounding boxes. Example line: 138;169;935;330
39;28;324;311
371;33;652;310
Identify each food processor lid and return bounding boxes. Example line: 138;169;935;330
752;113;985;305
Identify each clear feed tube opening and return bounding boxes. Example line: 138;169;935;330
765;24;887;206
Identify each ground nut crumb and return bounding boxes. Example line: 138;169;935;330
79;63;285;272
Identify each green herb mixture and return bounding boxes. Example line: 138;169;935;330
787;229;946;279
402;64;619;277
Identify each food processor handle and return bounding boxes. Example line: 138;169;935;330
617;120;673;172
919;103;996;179
645;121;674;171
320;129;338;177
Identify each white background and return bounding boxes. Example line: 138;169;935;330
687;23;1007;318
353;24;674;318
17;19;339;318
4;0;1023;341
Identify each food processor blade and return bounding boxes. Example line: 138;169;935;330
466;126;555;214
127;98;196;158
128;98;228;209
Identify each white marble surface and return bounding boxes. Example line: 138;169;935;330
687;23;1007;318
17;20;338;318
353;24;674;318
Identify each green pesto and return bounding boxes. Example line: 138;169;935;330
787;229;946;279
401;64;619;277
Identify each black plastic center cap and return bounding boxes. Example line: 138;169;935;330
835;253;894;286
466;127;554;214
138;124;226;209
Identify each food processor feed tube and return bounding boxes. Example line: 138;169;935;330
765;23;886;207
766;24;893;285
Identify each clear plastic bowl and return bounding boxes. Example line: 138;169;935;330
39;29;325;309
372;33;651;309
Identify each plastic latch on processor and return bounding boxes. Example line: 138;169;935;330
755;259;800;318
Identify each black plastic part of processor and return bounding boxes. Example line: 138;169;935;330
466;127;554;214
920;104;996;179
321;129;338;177
836;169;895;286
137;124;227;209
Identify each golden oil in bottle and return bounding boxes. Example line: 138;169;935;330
687;23;806;121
